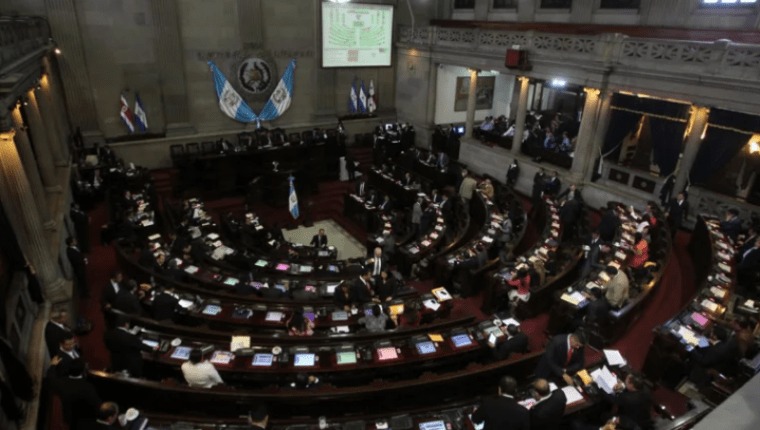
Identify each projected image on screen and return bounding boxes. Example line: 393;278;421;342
418;421;446;430
322;2;393;67
336;351;357;365
415;341;436;355
252;353;273;367
451;334;473;348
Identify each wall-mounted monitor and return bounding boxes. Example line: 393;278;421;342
322;2;394;68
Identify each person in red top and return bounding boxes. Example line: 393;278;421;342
629;232;650;279
507;267;531;304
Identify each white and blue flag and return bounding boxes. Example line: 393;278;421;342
349;82;358;113
208;61;258;123
259;59;296;121
358;80;368;113
368;80;377;113
133;92;148;132
288;176;299;219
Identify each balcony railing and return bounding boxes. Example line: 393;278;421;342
0;16;51;71
398;26;760;81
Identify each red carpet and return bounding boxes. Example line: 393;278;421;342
72;175;698;422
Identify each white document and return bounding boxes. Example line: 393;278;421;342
591;366;619;394
561;386;584;405
603;349;627;367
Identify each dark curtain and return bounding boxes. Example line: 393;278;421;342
649;116;687;177
689;127;749;185
601;109;641;159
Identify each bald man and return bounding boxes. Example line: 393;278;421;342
529;378;566;430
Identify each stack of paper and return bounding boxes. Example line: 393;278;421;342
603;349;627;367
561;386;584;405
591;366;619;394
560;291;586;306
518;398;537;410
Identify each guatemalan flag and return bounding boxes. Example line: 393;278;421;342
259;59;296;121
208;61;258;123
133;93;148;132
358;80;368;113
119;93;136;133
349;82;358;113
288;176;299;219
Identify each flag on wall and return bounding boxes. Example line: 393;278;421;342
358;80;368;113
368;80;377;113
349;82;358;113
208;61;258;123
133;93;148;132
288;176;299;219
258;59;296;121
119;93;136;133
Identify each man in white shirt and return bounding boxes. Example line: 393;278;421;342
181;348;224;388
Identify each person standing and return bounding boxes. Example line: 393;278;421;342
66;237;89;298
666;192;688;237
470;376;529;430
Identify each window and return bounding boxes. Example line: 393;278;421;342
600;0;641;9
493;0;518;8
541;0;572;8
702;0;757;6
454;0;475;9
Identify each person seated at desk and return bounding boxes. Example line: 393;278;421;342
529;378;566;430
488;324;529;360
104;316;155;377
247;405;269;430
737;236;760;288
629;232;649;279
360;304;391;333
431;188;443;204
583;287;611;326
720;208;743;242
376;270;399;302
334;282;352;311
378;194;393;213
534;332;585;385
470;375;529;430
603;265;630;310
181;348;224;388
401;172;414;187
689;326;741;387
163;258;186;283
480;178;495;201
507;267;532;305
310;228;328;248
287;309;315;336
392;302;421;328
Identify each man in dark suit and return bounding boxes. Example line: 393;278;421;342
47;358;101;430
70;203;90;253
602;374;653;430
151;286;180;321
689;327;741;387
50;332;81;378
738;225;759;258
101;271;123;310
103;316;156;377
544;171;561;197
247;405;269;430
720;208;743;241
580;231;604;279
111;285;143;316
80;402;119;430
378;194;393;213
529;378;566;430
531;168;546;207
45;310;73;358
666;192;688;237
66;237;89;298
490;324;529;360
310;228;329;248
598;206;620;243
737;237;760;288
471;375;529;430
350;270;375;305
558;197;582;243
534;332;585;385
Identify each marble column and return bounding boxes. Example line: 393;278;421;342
512;76;530;154
10;106;55;230
0;128;69;303
43;57;72;155
464;69;478;139
674;106;710;194
569;87;602;184
36;78;68;166
24;91;61;192
424;61;439;150
585;90;613;181
151;0;193;134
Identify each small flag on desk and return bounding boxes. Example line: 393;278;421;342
288;176;299;219
133;93;148;132
119;93;136;133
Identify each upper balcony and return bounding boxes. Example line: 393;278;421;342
0;16;50;72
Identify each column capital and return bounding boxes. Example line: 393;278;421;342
583;87;601;97
517;76;531;84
